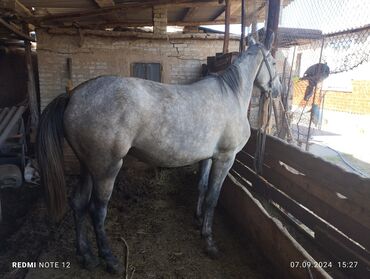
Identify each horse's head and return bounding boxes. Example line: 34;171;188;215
248;34;282;98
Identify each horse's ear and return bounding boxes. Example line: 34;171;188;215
248;36;256;46
265;31;275;50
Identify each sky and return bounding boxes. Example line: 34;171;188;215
203;0;370;35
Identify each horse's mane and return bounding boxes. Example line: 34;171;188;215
217;45;261;95
218;64;243;94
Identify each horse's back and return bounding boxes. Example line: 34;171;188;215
63;75;250;167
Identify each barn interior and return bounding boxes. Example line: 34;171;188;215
0;1;369;278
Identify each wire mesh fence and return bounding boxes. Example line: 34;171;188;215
273;0;370;148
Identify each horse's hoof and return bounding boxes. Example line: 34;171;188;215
193;215;203;230
203;236;220;259
205;244;220;259
106;261;124;274
101;254;124;274
77;252;100;270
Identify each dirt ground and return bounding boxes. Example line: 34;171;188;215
0;161;275;279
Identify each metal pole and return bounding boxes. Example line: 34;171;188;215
305;38;325;151
286;46;296;108
319;91;326;130
264;0;281;57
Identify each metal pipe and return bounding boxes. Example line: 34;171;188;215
305;38;325;151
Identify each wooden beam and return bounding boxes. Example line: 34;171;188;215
30;0;222;24
0;0;32;17
44;17;245;29
222;0;230;53
220;175;331;279
21;0;93;9
94;0;115;8
265;0;281;56
23;23;39;138
182;7;197;21
214;0;240;21
0;18;35;41
45;27;241;40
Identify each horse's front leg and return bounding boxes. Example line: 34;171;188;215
201;153;235;258
195;158;212;227
90;160;123;274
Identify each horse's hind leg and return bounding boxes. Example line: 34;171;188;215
71;165;99;270
89;159;123;274
195;159;212;227
201;153;235;258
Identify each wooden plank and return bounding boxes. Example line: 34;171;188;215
0;108;10;125
245;130;370;211
21;0;94;9
0;18;35;41
94;0;115;8
182;7;197;21
271;159;370;231
0;0;32;17
232;156;370;258
231;162;318;229
0;106;25;147
238;150;370;233
30;0;222;23
220;174;331;279
45;27;240;40
229;163;370;277
214;0;240;21
315;227;370;278
264;187;370;279
0;107;17;134
235;152;370;251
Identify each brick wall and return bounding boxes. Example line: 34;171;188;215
292;79;370;114
37;29;239;110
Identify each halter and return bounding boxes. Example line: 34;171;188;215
253;45;278;174
254;45;278;95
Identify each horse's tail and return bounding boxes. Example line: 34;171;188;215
36;93;70;221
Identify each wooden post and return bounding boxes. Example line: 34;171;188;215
240;0;246;52
23;23;39;141
66;58;73;95
264;0;281;57
251;0;258;40
222;0;230;54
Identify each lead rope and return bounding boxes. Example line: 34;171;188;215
253;47;274;175
254;90;273;174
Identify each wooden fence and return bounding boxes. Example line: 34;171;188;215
222;129;370;278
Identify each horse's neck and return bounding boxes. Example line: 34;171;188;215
222;52;263;106
234;51;263;105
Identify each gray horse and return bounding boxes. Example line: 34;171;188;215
36;38;281;273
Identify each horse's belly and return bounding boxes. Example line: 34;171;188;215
128;143;214;167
